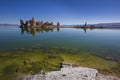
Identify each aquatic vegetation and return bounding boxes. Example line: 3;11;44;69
0;48;120;80
0;49;63;80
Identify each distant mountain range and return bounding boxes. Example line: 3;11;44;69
0;24;19;26
94;23;120;27
62;23;120;28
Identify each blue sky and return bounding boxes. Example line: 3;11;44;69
0;0;120;25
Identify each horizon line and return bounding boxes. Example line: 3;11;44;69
0;22;120;26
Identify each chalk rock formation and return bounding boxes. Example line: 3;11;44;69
23;67;98;80
23;64;120;80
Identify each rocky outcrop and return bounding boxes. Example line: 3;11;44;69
20;19;25;26
23;63;120;80
57;22;60;26
23;67;98;80
19;17;60;36
20;17;60;28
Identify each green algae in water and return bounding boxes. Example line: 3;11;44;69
0;49;63;80
0;27;120;80
0;48;120;80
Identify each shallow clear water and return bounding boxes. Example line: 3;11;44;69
0;26;120;61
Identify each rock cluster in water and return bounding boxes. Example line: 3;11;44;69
20;17;60;28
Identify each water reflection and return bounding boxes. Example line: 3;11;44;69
75;27;103;33
20;27;60;36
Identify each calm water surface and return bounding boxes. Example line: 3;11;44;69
0;26;120;62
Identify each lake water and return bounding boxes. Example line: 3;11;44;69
0;26;120;79
0;26;120;60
